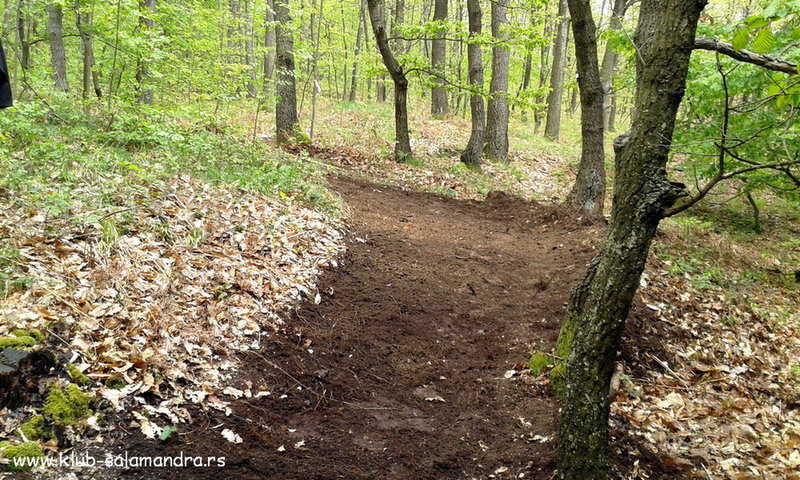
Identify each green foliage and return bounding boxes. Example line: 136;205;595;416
0;99;339;220
43;384;92;426
0;441;44;472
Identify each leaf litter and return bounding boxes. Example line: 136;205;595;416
612;255;800;479
0;175;345;448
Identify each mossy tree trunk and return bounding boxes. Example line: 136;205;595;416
555;0;707;477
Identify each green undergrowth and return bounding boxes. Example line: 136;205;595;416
0;99;340;223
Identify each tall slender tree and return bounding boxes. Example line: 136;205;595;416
136;0;156;104
367;0;412;162
47;3;69;92
348;0;366;102
484;0;510;162
564;0;606;217
275;0;301;143
544;0;569;140
430;0;448;117
600;0;629;131
245;0;257;98
75;4;102;104
459;0;484;168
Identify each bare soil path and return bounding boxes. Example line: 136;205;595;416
117;176;602;480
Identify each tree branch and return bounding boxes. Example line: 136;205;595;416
694;37;798;75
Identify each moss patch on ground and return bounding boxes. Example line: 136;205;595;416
0;441;44;471
19;415;45;441
43;384;91;426
66;363;91;385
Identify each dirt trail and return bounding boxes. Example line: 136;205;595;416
117;176;603;480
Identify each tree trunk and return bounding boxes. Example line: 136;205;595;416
309;0;323;140
607;95;617;131
47;4;69;92
264;0;276;80
263;0;276;106
393;0;405;53
459;0;484;168
514;49;532;118
75;8;102;103
376;75;386;102
600;0;628;130
569;86;578;114
16;0;30;71
556;0;706;477
533;22;551;133
564;0;606;217
544;0;569;140
348;0;366;102
275;0;301;143
136;0;156;104
245;0;257;98
430;0;448;117
484;0;510;162
367;0;412;162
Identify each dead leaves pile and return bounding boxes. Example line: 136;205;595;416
613;259;800;479
0;176;345;434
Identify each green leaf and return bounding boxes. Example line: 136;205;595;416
160;426;178;441
752;28;775;54
762;0;780;18
732;28;750;50
746;17;770;30
766;83;782;97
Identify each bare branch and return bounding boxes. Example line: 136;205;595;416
694;37;798;75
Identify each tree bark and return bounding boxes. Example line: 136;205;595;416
599;0;628;130
367;0;412;162
556;0;706;477
47;4;69;92
534;20;551;133
393;0;405;53
263;0;276;81
484;0;510;162
430;0;448;117
75;8;102;103
564;0;606;217
514;49;532;118
348;0;366;102
544;0;569;141
275;0;301;143
459;0;484;169
245;0;257;98
136;0;156;104
16;0;30;71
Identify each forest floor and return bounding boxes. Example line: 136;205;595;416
2;101;798;479
104;175;611;480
